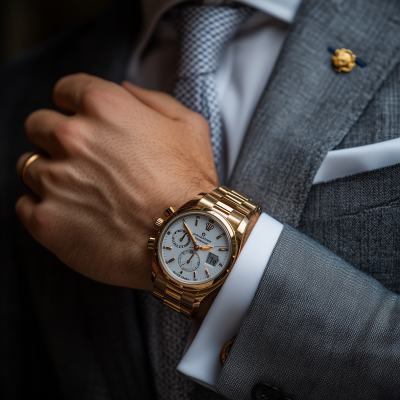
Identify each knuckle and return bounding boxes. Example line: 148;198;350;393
157;91;173;102
50;120;86;154
51;120;75;142
53;76;67;93
24;109;42;134
190;112;210;134
54;75;71;96
74;72;90;80
54;72;89;90
81;86;102;105
80;86;116;113
39;163;58;188
31;206;52;242
15;196;25;216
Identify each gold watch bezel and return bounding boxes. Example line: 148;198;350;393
151;205;239;292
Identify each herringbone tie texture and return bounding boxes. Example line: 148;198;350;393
173;6;254;176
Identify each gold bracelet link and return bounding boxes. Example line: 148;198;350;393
199;186;260;233
154;273;198;317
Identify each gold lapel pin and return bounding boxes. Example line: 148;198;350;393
328;46;367;72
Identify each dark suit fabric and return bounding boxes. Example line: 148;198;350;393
1;0;400;399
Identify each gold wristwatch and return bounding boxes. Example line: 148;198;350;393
147;186;260;318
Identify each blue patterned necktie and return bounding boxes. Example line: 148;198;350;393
173;6;254;178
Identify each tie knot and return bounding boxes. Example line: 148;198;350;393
173;6;254;78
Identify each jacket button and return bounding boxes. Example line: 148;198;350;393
251;383;283;400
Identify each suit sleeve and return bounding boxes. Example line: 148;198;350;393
215;224;400;400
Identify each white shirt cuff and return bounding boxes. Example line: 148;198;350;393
177;212;284;390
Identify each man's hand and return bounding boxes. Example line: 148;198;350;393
16;73;217;291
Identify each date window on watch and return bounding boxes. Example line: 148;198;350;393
206;252;219;267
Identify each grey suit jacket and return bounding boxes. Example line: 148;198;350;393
1;0;400;399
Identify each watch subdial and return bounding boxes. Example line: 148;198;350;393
172;229;190;248
178;250;200;272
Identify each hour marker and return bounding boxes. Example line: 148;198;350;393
180;270;183;274
167;258;176;263
205;269;210;276
216;233;225;240
194;271;196;278
165;246;172;250
218;248;228;251
196;217;199;226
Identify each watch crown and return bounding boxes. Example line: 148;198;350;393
147;237;156;250
164;207;176;217
154;218;164;229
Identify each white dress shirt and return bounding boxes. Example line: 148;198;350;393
125;0;400;392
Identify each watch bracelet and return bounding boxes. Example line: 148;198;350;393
153;186;261;318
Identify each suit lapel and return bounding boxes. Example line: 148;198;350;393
229;0;400;227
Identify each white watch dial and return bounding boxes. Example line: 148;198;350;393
159;211;232;284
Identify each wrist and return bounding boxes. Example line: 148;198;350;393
241;211;261;247
150;180;217;230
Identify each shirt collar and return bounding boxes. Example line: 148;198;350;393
137;0;302;58
244;0;302;23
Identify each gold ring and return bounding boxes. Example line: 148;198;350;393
21;153;43;186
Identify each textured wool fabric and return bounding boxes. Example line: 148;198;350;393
299;163;400;294
216;226;400;399
217;0;400;397
173;6;254;176
335;62;400;150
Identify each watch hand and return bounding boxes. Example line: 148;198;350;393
183;221;199;250
179;232;188;242
187;252;195;263
198;246;214;250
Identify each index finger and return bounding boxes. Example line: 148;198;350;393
53;73;111;113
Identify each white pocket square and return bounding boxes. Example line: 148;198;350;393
313;137;400;184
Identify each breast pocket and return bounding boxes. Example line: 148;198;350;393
299;162;400;294
314;137;400;184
